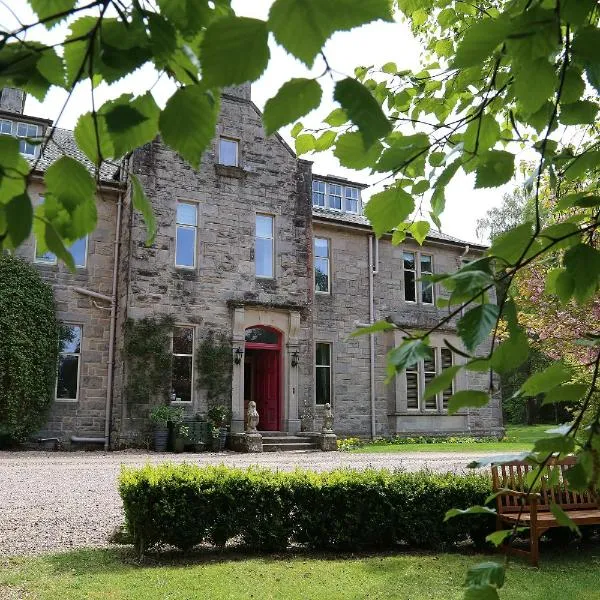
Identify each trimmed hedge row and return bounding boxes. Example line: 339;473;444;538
119;465;494;555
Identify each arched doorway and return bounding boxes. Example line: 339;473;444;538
244;325;282;431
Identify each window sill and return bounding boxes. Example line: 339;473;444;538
214;164;247;179
315;291;331;296
55;398;78;404
170;401;192;405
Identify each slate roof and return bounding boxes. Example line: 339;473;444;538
312;205;487;249
30;127;122;184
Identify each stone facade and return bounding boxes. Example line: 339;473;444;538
3;84;503;447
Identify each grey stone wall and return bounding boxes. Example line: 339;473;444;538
0;87;25;113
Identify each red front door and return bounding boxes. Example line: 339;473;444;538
253;350;280;431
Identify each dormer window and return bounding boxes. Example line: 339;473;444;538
312;178;362;215
0;118;39;156
218;137;239;167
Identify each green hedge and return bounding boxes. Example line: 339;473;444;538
119;465;494;555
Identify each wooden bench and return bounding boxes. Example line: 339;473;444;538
491;457;600;566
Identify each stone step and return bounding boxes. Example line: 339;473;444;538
261;435;316;444
257;431;295;437
263;442;318;452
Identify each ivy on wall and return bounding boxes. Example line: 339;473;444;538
0;254;60;444
196;330;232;408
123;315;174;405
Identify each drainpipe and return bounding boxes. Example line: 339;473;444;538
367;236;379;439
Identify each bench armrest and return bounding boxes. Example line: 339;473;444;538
496;488;541;501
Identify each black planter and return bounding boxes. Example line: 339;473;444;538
153;427;169;452
218;427;228;451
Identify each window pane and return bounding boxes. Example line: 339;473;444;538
70;237;87;267
403;251;415;270
36;247;57;263
0;120;11;134
172;355;192;402
219;138;238;166
314;238;328;257
328;184;342;210
173;326;193;354
421;255;432;273
17;122;28;136
316;343;330;366
19;139;36;156
312;191;325;207
441;349;453;408
27;123;38;137
177;203;197;226
425;371;437;409
315;258;329;292
245;327;279;344
256;214;273;238
60;325;81;353
406;371;418;409
176;226;196;267
424;352;435;373
404;270;416;302
256;237;273;277
315;366;330;404
421;282;433;304
56;355;79;399
345;198;358;213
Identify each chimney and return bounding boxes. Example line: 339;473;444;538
222;83;251;101
0;88;26;114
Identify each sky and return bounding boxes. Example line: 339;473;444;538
3;0;511;244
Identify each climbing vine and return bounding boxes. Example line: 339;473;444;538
196;330;232;408
123;315;174;404
0;254;60;444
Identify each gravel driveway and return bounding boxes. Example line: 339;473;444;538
0;449;492;557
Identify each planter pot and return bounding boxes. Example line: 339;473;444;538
219;427;228;451
173;437;185;453
211;436;220;451
153;427;169;452
193;442;205;452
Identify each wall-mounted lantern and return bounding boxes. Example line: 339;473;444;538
290;350;299;367
233;346;244;365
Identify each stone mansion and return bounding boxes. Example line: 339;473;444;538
1;84;503;447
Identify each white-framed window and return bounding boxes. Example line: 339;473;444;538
171;325;194;403
175;201;197;268
312;180;326;207
219;137;239;167
405;347;454;411
255;213;274;278
345;186;359;213
315;342;331;405
403;250;434;304
328;183;342;210
314;237;330;293
0;118;40;156
34;233;88;268
56;324;82;401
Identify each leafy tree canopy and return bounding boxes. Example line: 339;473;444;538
2;0;600;596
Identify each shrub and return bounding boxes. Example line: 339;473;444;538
0;255;60;444
119;464;494;556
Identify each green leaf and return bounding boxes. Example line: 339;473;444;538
104;105;147;133
334;78;391;148
3;193;33;249
324;108;349;127
382;61;397;74
559;100;599;125
532;435;575;455
409;221;429;245
423;365;462;401
334;132;382;169
485;527;528;547
474;150;515;188
513;59;556;115
457;304;499;352
263;79;322;136
268;0;392;67
557;193;600;210
453;15;511;68
349;320;396;337
545;267;575;303
374;133;429;173
295;134;316;155
520;361;572;396
563;243;600;303
489;221;534;265
364;186;415;238
156;0;212;38
542;384;588;405
0;137;29;204
464;585;500;600
447;390;490;415
159;85;219;169
290;123;303;138
444;506;496;522
131;174;156;246
465;562;505;589
45;156;95;211
29;0;77;28
463;114;500;153
201;17;270;86
561;67;585;104
43;220;75;271
314;131;337;151
491;330;529;374
550;502;580;534
74;111;115;165
387;338;432;375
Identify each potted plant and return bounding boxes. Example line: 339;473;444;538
207;405;231;451
149;405;184;452
210;426;220;451
173;424;189;453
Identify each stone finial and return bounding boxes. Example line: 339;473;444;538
322;402;334;433
246;400;259;432
0;88;26;114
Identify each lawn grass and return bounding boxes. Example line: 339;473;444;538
353;424;558;453
1;547;599;599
